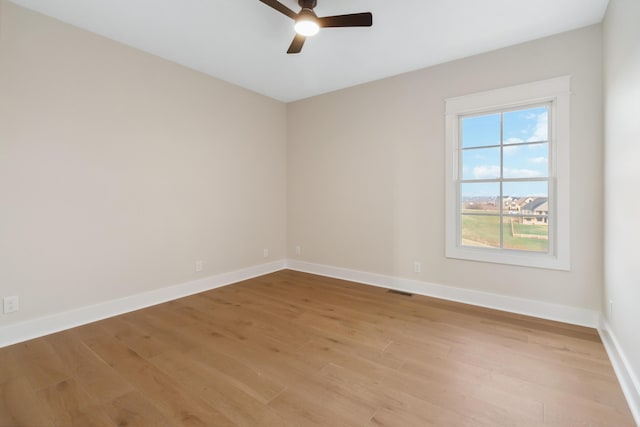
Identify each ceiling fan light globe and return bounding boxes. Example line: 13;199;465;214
295;19;319;36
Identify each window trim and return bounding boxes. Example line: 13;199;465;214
445;76;571;271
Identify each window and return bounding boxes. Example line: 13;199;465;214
445;77;571;270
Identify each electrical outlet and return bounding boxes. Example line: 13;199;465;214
413;261;421;273
3;296;19;314
295;245;301;256
195;260;203;272
263;248;269;258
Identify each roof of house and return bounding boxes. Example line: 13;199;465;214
516;197;534;206
522;197;549;213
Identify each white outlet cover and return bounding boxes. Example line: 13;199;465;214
3;296;19;314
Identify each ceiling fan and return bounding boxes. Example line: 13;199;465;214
259;0;373;54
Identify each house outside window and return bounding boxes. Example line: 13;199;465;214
445;77;571;270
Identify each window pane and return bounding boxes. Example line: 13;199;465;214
461;147;500;180
502;181;548;204
503;219;549;252
503;142;548;178
461;182;500;211
503;106;548;144
462;214;501;248
461;182;500;248
461;113;500;148
502;181;549;253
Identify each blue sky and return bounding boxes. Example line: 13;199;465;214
460;106;549;198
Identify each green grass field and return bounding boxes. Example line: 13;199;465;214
513;222;548;236
461;214;548;252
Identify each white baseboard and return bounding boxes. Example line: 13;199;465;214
285;259;600;328
598;318;640;426
0;260;286;348
0;258;599;342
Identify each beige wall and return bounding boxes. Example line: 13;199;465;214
0;1;287;326
288;25;603;310
603;0;640;393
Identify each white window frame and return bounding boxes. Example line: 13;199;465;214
445;76;571;271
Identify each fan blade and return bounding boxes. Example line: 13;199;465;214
318;12;372;28
287;34;306;54
258;0;298;20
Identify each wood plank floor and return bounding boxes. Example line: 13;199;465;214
0;270;635;426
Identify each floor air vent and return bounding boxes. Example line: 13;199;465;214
387;289;413;297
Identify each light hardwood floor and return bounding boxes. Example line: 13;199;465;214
0;270;635;426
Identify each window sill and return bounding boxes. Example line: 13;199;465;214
445;244;570;271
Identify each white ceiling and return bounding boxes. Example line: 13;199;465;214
9;0;609;102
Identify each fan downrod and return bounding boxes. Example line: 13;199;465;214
298;0;317;9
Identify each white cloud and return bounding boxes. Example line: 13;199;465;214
473;165;542;179
527;111;548;142
529;156;548;164
473;165;500;179
504;168;542;178
503;145;520;155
